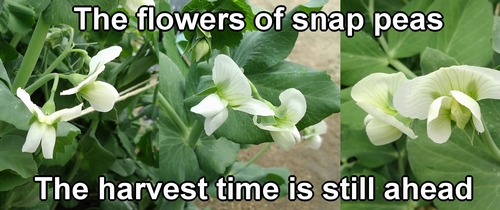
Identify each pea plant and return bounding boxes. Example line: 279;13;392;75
341;0;500;209
0;0;339;209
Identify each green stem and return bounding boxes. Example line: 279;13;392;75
397;149;406;177
158;94;189;136
50;151;83;210
24;73;57;94
187;120;203;148
11;17;50;93
480;122;500;164
42;28;74;76
9;33;22;48
221;46;230;56
378;35;391;55
245;142;272;168
389;59;417;79
48;74;59;102
248;79;274;108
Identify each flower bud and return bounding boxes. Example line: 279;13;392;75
194;39;210;62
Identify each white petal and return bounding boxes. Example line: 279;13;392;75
352;72;408;114
204;107;228;135
291;126;301;143
306;135;322;149
312;120;328;135
41;125;56;159
394;66;500;120
22;122;46;153
16;88;45;118
233;98;275;116
89;46;122;75
450;90;484;132
60;73;99;95
271;130;298;151
427;97;452;144
47;104;83;124
357;101;417;139
277;88;307;124
212;54;251;103
365;118;403;145
80;81;119;112
190;93;228;118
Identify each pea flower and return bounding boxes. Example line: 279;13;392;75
253;88;307;151
394;65;500;143
351;72;417;146
17;88;82;159
122;0;155;15
61;46;121;112
302;120;327;149
190;54;275;135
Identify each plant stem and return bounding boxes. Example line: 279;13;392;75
187;120;203;148
48;74;59;102
480;122;500;164
50;151;83;210
221;46;230;56
11;17;50;93
24;73;57;94
248;79;275;108
9;33;22;48
245;142;272;168
158;94;189;136
389;59;417;79
42;28;74;76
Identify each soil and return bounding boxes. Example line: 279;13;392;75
196;0;341;209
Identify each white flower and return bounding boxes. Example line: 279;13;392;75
351;72;417;146
122;0;155;15
302;120;327;149
17;88;82;159
253;88;307;151
61;46;121;112
190;54;275;135
394;65;500;143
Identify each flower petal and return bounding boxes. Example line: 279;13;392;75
357;101;417;139
427;97;452;144
212;54;251;103
80;81;119;112
394;65;500;120
306;135;322;149
60;74;97;96
253;115;293;132
204;107;228;135
22;121;46;153
89;46;122;75
277;88;307;124
41;125;56;159
271;130;297;151
351;72;408;114
191;93;228;118
233;98;274;116
47;104;83;124
16;88;45;118
365;117;403;146
450;90;484;132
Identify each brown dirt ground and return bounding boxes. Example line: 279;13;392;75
195;0;341;209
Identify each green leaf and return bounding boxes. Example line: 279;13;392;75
100;200;138;210
341;31;396;86
0;135;37;179
5;181;40;208
194;137;239;175
493;16;500;54
0;59;11;89
159;52;189;123
0;83;31;130
407;99;500;210
6;0;36;36
387;0;433;58
26;0;51;14
0;171;28;191
77;134;116;180
427;0;493;66
420;47;458;74
109;158;137;177
0;0;10;33
41;0;118;29
160;1;189;76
